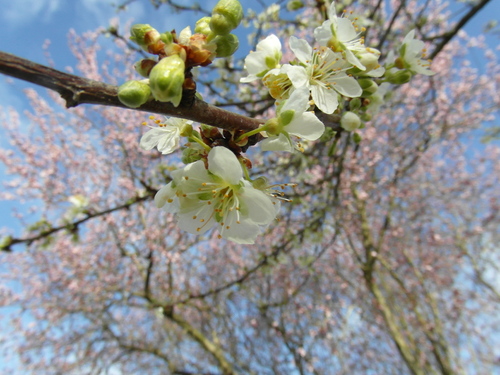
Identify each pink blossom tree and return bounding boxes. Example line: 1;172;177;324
0;0;499;374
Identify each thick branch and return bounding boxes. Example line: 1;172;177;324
0;51;263;133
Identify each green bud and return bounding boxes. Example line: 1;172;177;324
358;79;378;97
210;0;244;35
160;31;174;45
179;123;193;137
182;146;203;164
195;17;213;36
130;24;160;52
212;33;239;57
387;70;412;84
251;176;269;190
352;132;362;144
264;117;280;135
279;109;295;126
149;55;185;107
134;58;157;78
286;0;304;11
340;111;361;131
0;235;13;251
349;97;362;111
118;80;151;108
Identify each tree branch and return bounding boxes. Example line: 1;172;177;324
430;0;492;59
1;192;154;252
0;51;263;133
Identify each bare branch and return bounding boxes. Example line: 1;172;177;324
0;51;264;133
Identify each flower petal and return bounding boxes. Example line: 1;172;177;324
261;133;293;152
287;112;325;140
289;36;312;64
311;85;339;114
240;185;276;225
207;147;243;185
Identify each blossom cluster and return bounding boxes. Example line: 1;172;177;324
118;0;434;244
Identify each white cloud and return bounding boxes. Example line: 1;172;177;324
1;0;62;27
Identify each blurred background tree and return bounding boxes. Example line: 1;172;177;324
0;0;498;374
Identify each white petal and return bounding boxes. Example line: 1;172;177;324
332;76;362;98
289;36;312;64
313;20;333;46
281;87;310;113
311;85;339;114
156;129;180;154
243;51;267;75
327;1;338;21
283;65;309;88
240;186;276;225
220;219;260;244
139;128;164;150
177;203;215;235
207;147;243;185
287;112;325;141
260;134;294;152
155;183;176;208
336;18;358;42
257;34;281;53
344;49;365;70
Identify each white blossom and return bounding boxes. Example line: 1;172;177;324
288;36;362;114
240;34;282;83
155;147;279;244
261;87;325;152
398;29;435;76
140;117;192;155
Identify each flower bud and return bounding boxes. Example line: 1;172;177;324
349;97;362;111
340;111;361;131
118;80;151;108
182;146;203;164
387;70;412;84
212;33;239;57
195;17;213;36
134;58;157;77
287;0;304;11
358;79;378;97
160;31;174;45
210;0;244;35
149;55;185;107
130;24;161;52
357;50;380;72
352;132;362;144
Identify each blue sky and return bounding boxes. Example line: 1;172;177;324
0;0;498;372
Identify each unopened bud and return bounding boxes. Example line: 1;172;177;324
195;17;213;36
352;132;362;144
130;24;161;52
212;33;239;57
134;58;157;77
340;111;361;131
182;146;203;164
357;50;380;72
149;55;185;107
160;31;174;45
210;0;243;35
388;70;412;84
349;97;362;111
358;79;378;97
118;80;151;108
252;176;269;190
287;0;304;11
